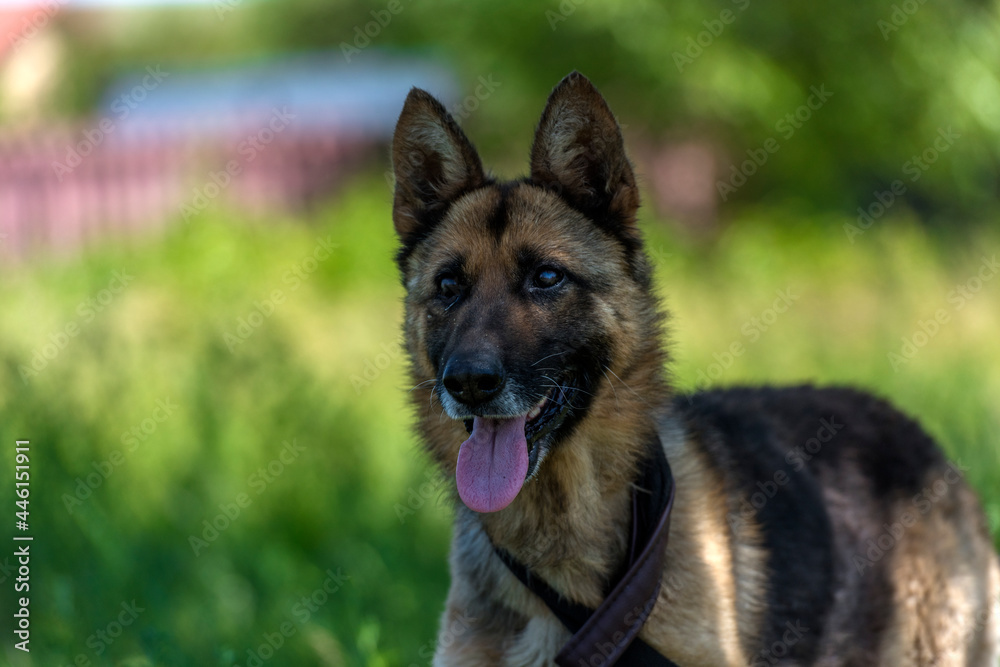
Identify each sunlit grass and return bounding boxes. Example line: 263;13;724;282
0;171;997;665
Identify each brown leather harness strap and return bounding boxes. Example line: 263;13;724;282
495;439;679;666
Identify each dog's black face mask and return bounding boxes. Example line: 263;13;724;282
392;73;648;512
427;246;609;512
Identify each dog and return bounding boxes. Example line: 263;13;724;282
390;71;1000;666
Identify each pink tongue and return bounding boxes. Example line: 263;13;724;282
456;416;529;513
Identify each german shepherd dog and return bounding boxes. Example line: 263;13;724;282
390;72;1000;666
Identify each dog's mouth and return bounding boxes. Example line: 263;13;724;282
456;383;576;514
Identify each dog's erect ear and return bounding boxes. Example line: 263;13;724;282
529;72;639;227
392;88;486;243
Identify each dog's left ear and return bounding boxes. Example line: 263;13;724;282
392;88;486;244
530;72;639;228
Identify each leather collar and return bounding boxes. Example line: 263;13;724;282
495;437;679;666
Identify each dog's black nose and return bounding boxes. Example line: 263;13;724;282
442;356;505;407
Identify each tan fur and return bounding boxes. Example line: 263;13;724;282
430;422;766;667
391;72;1000;667
879;481;1000;666
639;417;767;666
529;75;640;227
403;180;668;595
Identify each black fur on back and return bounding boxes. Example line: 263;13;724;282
675;385;950;662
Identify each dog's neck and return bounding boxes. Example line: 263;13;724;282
425;285;672;607
465;297;672;607
477;399;670;608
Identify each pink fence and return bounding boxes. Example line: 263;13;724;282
0;122;372;262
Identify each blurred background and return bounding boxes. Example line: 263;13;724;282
0;0;998;664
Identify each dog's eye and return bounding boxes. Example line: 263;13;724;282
532;267;564;289
437;274;462;303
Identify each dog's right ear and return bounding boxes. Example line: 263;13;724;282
391;88;486;245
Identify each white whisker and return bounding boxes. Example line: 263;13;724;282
601;369;620;410
531;351;565;367
605;368;651;407
409;378;437;393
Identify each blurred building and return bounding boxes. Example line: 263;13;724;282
0;36;457;260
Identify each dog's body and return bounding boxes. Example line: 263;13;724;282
391;72;1000;666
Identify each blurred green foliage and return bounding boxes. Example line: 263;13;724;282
1;172;998;665
47;0;1000;223
3;0;1000;663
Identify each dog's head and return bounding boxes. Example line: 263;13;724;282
392;72;663;514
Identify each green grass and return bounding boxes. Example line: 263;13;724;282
0;172;997;665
